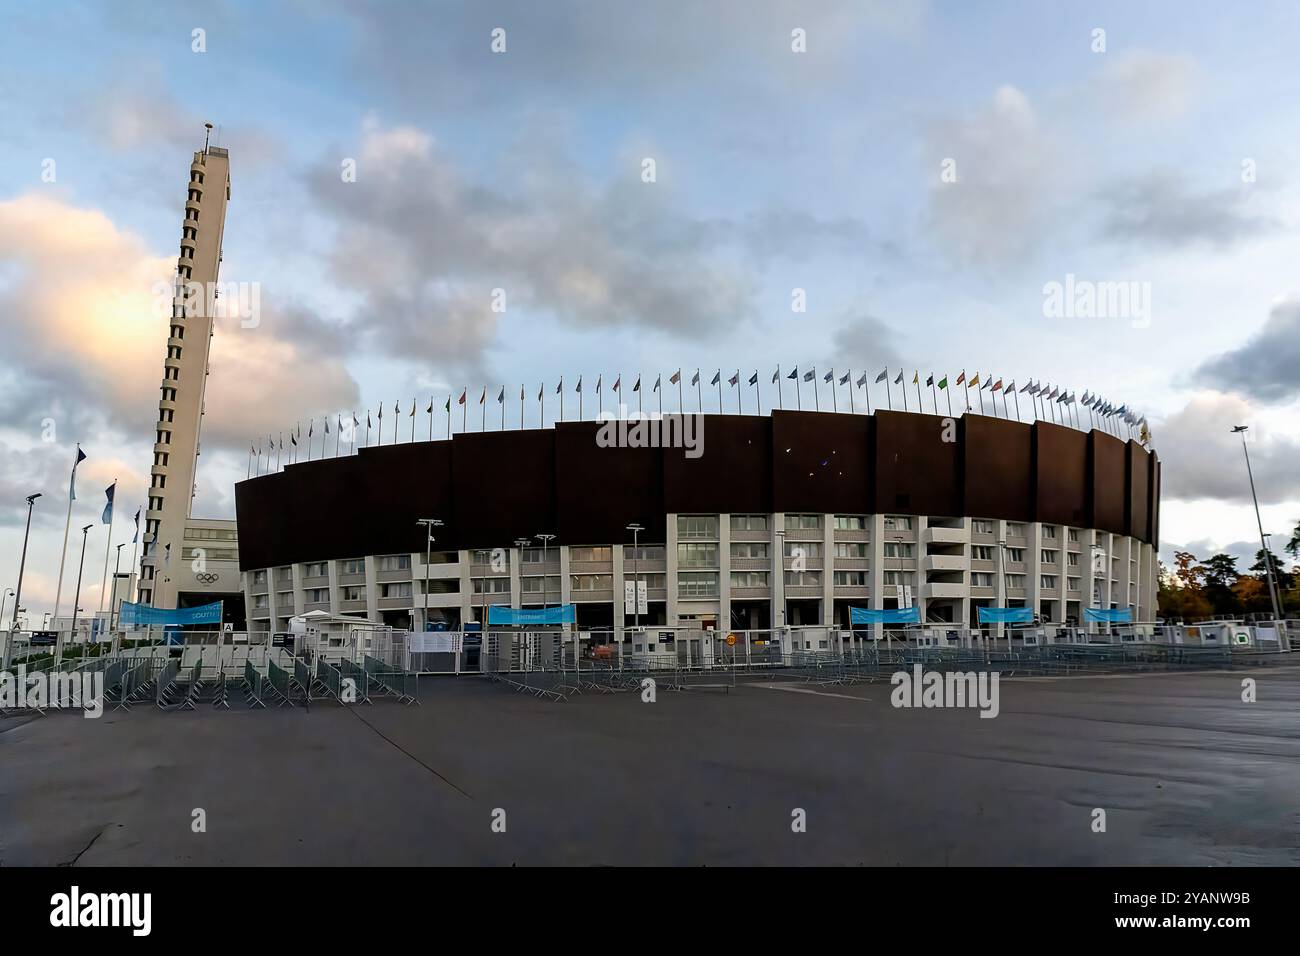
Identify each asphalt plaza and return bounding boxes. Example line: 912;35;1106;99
2;666;1298;866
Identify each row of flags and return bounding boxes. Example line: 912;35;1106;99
250;367;1150;475
49;445;145;624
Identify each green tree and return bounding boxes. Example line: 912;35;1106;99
1199;553;1241;615
1285;520;1300;560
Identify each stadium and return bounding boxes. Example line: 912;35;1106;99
233;408;1162;646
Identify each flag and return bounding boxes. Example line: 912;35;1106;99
689;371;698;386
378;402;384;420
1081;391;1091;405
308;420;314;437
982;376;994;390
788;367;798;380
458;389;466;405
1020;381;1032;393
875;369;888;383
576;376;583;393
409;402;415;418
893;370;903;385
353;413;359;426
839;372;849;385
443;398;449;413
804;369;815;382
956;371;965;385
132;507;141;543
538;384;543;401
824;370;833;383
653;375;661;391
69;446;87;501
1005;380;1015;393
992;378;1003;392
556;379;563;394
633;376;641;392
426;400;432;414
101;483;115;524
520;385;525;400
291;433;297;446
711;371;721;385
749;371;759;386
969;373;980;387
856;372;867;387
669;369;681;386
771;369;779;384
479;388;486;404
925;374;933;387
728;372;739;387
325;417;331;434
497;387;505;403
912;371;919;384
938;375;948;389
614;375;622;391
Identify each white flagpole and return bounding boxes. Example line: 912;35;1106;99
53;444;81;621
777;367;784;409
97;480;116;615
129;513;140;604
829;369;837;412
847;371;855;414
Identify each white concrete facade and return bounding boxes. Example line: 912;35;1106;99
241;513;1158;635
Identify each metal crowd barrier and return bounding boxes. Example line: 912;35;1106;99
363;655;418;705
266;659;296;707
338;659;373;705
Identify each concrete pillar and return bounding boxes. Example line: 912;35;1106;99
719;513;732;632
821;513;834;629
666;513;679;627
771;512;785;631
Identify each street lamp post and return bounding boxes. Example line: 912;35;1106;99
6;492;41;669
416;518;442;632
626;523;643;634
66;523;93;663
1233;425;1283;622
110;543;125;632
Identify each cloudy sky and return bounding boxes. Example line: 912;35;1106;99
1;0;1298;621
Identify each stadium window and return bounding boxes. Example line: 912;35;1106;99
341;558;365;575
729;514;769;532
569;574;612;591
783;540;822;559
1006;522;1026;536
569;546;611;562
832;571;867;587
623;545;664;562
971;573;994;587
730;571;769;588
784;570;821;587
784;513;822;531
972;519;994;535
882;542;914;559
677;542;718;568
972;545;993;561
883;515;912;531
1043;525;1058;539
677;515;718;539
677;572;718;598
834;515;868;531
1041;575;1058;589
833;542;869;559
1004;574;1025;588
1041;549;1059;564
729;542;769;560
1006;548;1025;563
1068;529;1080;543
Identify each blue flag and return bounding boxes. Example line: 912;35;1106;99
69;445;86;501
101;482;116;524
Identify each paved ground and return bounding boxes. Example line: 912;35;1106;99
2;666;1299;866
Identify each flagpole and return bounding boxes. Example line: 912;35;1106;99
559;380;564;422
410;397;416;441
864;376;872;414
1013;388;1021;421
829;370;837;412
278;432;283;469
97;480;116;615
715;373;721;413
754;373;761;415
847;371;855;413
931;380;938;413
428;397;434;441
128;513;140;603
677;374;683;414
813;372;820;412
658;379;663;416
945;378;952;417
796;372;802;410
520;387;525;429
962;375;969;414
776;367;784;409
540;384;544;428
695;371;702;413
579;380;584;420
336;418;341;456
886;375;893;410
901;375;908;413
501;388;505;429
914;376;922;413
462;390;468;433
977;386;984;415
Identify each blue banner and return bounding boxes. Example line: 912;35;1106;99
1084;607;1132;623
118;600;223;627
487;604;576;625
977;606;1034;624
850;606;920;625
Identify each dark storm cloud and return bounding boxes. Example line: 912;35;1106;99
1195;300;1300;403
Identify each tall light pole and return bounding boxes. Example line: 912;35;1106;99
626;523;643;633
1233;425;1283;622
0;589;13;634
476;549;492;633
6;492;41;669
110;543;125;632
69;523;93;647
416;518;442;631
534;534;556;614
